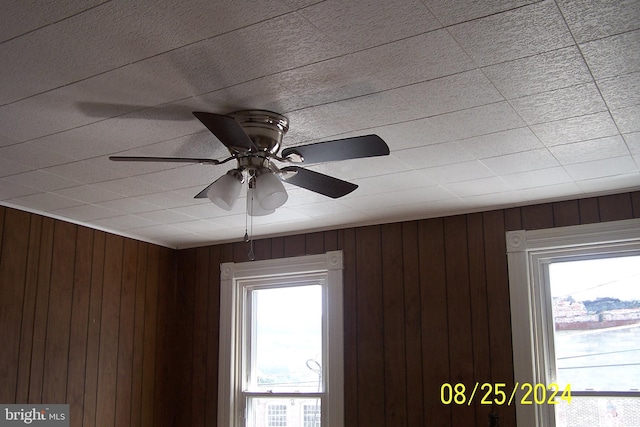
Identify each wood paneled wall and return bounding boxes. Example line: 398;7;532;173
2;190;639;427
0;206;175;427
174;191;640;427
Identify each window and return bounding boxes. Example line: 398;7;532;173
267;405;287;426
507;218;640;427
218;251;344;427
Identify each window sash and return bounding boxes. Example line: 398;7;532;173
506;218;640;427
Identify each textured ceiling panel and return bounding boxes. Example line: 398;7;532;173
1;0;639;248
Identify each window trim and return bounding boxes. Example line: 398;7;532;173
506;218;640;427
218;251;344;427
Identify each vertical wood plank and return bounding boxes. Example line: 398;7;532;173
284;234;305;258
305;231;324;255
83;231;105;427
0;208;31;403
324;229;338;251
130;242;148;427
552;200;581;227
252;238;271;261
380;223;407;426
578;197;600;224
466;213;493;425
631;191;640;217
96;234;124;427
191;247;210;427
42;221;77;403
598;193;633;221
16;215;43;403
176;249;195;427
521;203;554;230
66;227;94;426
418;218;451;425
401;221;423;427
205;245;221;427
114;239;138;427
270;237;284;259
504;207;522;231
355;225;385;427
140;244;159;427
444;216;475;426
482;210;517;425
341;228;358;427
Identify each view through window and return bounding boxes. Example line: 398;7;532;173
548;255;640;426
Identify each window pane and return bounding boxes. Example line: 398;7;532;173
249;285;323;392
247;397;320;427
549;255;640;392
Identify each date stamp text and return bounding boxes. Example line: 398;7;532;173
440;382;572;406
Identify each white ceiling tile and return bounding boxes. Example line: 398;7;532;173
458;127;544;158
548;136;630;165
564;156;638;180
3;170;81;192
556;0;640;43
372;119;451;151
306;154;408;182
350;30;474;87
443;176;512;197
482;46;592;99
415;160;496;185
0;0;294;104
53;184;123;203
9;192;84;211
0;179;40;200
448;1;574;67
172;219;223;234
503;167;573;189
597;72;640;111
0;157;31;177
337;185;455;211
298;0;440;51
422;0;536;26
394;70;503;116
395;141;475;169
611;105;640;134
51;203;120;222
625;132;640;154
580;30;640;80
172;202;233;221
530;111;619;146
481;148;559;175
0;142;76;169
134;164;223;191
516;182;584;202
576;173;640;194
510;82;607;125
287;200;356;219
91;214;161;231
94;177;166;197
95;197;162;215
353;171;432;196
134;209;199;224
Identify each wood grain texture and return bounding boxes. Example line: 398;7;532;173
2;191;639;427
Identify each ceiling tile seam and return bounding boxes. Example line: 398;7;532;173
0;0;111;45
552;3;637;159
424;0;548;28
0;7;305;109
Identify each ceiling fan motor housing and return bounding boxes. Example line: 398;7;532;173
231;110;289;155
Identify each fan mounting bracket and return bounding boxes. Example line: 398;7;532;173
230;110;289;155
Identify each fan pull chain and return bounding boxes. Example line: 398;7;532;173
246;177;256;261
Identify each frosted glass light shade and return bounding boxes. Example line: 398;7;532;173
247;186;275;216
206;171;243;210
255;170;288;210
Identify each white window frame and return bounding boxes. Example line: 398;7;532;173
218;251;344;427
506;218;640;427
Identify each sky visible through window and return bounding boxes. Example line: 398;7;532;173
253;284;323;393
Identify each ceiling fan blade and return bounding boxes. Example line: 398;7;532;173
194;181;216;199
280;166;358;198
193;112;256;152
109;155;223;165
281;134;389;165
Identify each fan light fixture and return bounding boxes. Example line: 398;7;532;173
254;168;288;210
206;169;244;210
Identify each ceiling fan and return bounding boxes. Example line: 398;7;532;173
109;110;390;216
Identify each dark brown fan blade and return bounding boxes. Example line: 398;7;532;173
193;112;256;152
194;181;216;199
281;134;389;165
280;166;358;198
109;156;223;165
